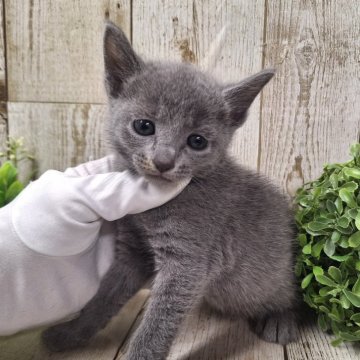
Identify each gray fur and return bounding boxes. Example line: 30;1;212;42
43;22;299;358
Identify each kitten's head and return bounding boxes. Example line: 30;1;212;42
104;22;274;182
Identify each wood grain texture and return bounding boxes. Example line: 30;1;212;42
0;289;150;360
5;0;131;104
0;102;7;154
0;0;7;153
0;0;6;102
117;302;284;360
259;0;360;195
286;318;360;360
117;302;360;359
132;0;266;169
8;102;108;175
167;305;284;360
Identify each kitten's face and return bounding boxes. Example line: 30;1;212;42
103;22;274;182
107;63;231;181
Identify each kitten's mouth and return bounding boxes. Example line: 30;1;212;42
144;173;176;183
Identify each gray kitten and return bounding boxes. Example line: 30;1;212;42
42;22;299;359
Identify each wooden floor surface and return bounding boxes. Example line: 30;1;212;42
1;289;359;360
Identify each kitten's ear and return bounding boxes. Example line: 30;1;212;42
104;21;143;98
223;69;275;127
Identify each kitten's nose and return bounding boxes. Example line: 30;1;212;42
153;147;176;173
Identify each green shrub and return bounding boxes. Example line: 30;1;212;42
0;137;34;207
0;161;24;207
295;144;360;346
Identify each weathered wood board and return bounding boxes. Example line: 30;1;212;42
8;102;107;175
286;317;360;360
5;0;131;104
0;0;7;153
259;0;360;196
118;300;358;360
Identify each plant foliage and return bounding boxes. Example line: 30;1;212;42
0;137;34;207
0;161;24;207
295;144;360;345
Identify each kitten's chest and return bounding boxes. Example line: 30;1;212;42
132;203;177;240
130;184;204;246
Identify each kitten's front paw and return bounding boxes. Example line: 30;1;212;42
249;310;297;345
42;321;91;352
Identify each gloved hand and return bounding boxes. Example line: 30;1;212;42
0;156;190;335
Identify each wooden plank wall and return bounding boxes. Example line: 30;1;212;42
1;0;360;195
0;0;7;154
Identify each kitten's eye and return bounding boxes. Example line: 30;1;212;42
187;134;208;150
133;119;155;136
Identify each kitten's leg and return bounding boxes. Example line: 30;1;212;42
125;259;207;360
42;244;152;352
249;309;297;345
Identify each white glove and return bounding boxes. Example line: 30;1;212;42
0;156;190;335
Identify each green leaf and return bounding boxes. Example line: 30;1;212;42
327;288;342;296
356;261;360;271
308;221;330;231
344;167;360;179
0;190;4;207
302;243;312;254
324;239;336;257
331;338;343;347
336;225;354;234
317;313;329;331
355;212;360;230
339;188;357;208
4;180;24;204
298;234;307;247
343;289;360;307
350;313;360;323
341;181;358;192
311;239;325;257
352;277;360;296
331;320;340;335
303;293;316;309
326;200;337;213
348;231;360;248
319;286;332;296
339;236;349;248
294;261;302;277
339;331;360;341
5;163;18;186
315;275;338;287
319;305;330;313
298;196;312;207
0;162;12;188
337;216;350;228
328;266;342;283
331;231;341;243
350;144;360;158
348;208;359;219
301;273;313;289
329;254;350;262
328;313;342;323
329;173;338;189
317;216;334;224
335;197;344;214
340;293;351;309
313;266;324;276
